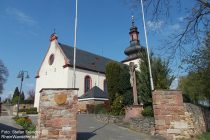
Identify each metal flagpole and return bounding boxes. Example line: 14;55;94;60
73;0;78;88
140;0;154;91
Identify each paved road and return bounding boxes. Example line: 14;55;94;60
77;114;163;140
30;114;163;140
1;105;164;140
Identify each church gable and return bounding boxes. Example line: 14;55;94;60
36;33;68;77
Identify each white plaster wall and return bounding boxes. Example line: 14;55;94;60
123;58;141;71
34;40;69;108
68;67;106;97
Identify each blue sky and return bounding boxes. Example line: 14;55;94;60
0;0;193;99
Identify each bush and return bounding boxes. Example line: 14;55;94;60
16;117;32;129
94;104;108;114
110;96;124;116
26;107;38;114
196;132;210;140
122;90;133;106
27;124;36;132
19;107;38;114
141;106;154;117
14;116;35;135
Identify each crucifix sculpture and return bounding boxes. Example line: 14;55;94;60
129;62;138;105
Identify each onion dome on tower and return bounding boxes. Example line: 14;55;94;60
122;16;142;63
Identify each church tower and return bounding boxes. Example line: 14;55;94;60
122;16;142;70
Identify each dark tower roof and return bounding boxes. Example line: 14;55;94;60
122;16;142;63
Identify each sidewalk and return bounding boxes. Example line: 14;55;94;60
0;105;28;140
0;116;23;129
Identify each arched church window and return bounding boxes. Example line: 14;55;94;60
84;76;91;94
104;80;108;93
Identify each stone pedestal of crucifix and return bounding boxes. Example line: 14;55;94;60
124;62;143;122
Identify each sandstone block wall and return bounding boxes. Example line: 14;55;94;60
152;90;206;140
37;88;78;140
95;114;155;134
129;117;155;134
184;103;206;136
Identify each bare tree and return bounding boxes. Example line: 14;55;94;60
27;89;35;101
125;0;210;60
0;59;9;94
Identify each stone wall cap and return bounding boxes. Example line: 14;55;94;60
40;88;79;93
153;90;182;94
153;89;182;92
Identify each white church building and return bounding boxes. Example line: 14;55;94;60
34;18;142;109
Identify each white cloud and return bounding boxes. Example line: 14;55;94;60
178;16;185;22
5;7;37;25
146;20;164;31
170;23;181;31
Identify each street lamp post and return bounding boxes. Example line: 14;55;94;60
16;71;29;117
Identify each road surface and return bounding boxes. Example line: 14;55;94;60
77;114;163;140
1;104;164;140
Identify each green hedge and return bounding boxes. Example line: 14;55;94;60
141;106;154;117
19;107;38;114
94;104;108;114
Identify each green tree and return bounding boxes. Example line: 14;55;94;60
3;98;11;104
179;72;204;104
118;65;133;106
105;62;121;106
138;50;152;105
105;62;133;115
118;65;131;93
0;59;9;94
197;31;210;102
152;57;174;89
180;31;210;103
204;63;210;102
12;87;25;104
138;49;174;105
12;87;20;104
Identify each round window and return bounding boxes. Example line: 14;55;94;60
49;54;54;65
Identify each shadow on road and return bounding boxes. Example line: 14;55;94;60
77;132;96;140
0;123;28;140
91;123;108;133
77;123;108;140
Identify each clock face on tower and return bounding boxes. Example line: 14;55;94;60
49;54;55;65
